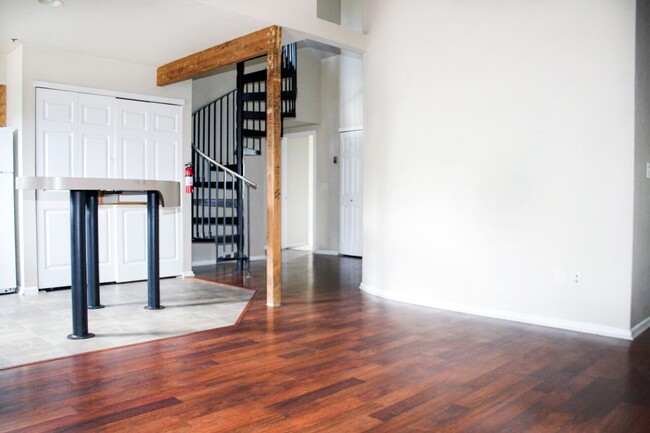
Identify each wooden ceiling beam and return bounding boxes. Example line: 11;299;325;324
157;26;278;86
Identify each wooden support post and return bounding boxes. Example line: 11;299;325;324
157;25;284;306
0;85;6;127
266;26;282;307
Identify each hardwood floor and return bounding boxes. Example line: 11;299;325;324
2;250;650;432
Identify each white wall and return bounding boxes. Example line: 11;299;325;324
632;0;650;331
285;135;312;247
7;43;192;291
341;0;363;32
315;56;341;253
192;67;236;112
294;48;322;126
0;54;6;84
362;0;636;337
201;0;365;52
339;51;363;130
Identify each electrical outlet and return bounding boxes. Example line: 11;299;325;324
571;272;582;285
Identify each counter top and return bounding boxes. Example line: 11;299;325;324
15;176;181;207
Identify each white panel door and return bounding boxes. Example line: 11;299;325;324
151;103;182;277
36;89;76;287
114;99;150;282
36;88;116;288
79;93;114;178
339;130;363;257
115;99;152;181
114;100;183;282
114;206;148;282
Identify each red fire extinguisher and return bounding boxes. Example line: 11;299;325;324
184;163;194;194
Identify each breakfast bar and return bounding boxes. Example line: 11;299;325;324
16;177;181;340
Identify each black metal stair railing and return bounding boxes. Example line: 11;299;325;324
193;146;256;269
191;42;297;270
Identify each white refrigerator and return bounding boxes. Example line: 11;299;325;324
0;127;17;293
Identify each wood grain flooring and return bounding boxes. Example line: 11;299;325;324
1;250;650;432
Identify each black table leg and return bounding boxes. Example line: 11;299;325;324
145;191;164;310
86;191;104;309
68;190;94;340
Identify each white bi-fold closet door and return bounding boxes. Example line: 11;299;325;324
113;99;182;283
35;87;183;289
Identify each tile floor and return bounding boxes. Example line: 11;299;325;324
0;278;253;368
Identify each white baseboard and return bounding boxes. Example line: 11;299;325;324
192;256;266;267
18;286;39;296
315;250;339;256
192;259;216;267
359;283;633;340
632;315;650;339
182;271;195;278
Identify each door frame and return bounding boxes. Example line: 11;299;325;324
281;130;317;251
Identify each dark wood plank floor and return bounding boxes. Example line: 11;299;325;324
2;250;650;432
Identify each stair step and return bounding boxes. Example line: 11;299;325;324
241;68;297;84
193;198;240;207
192;237;215;243
241;90;297;102
192;216;240;226
243;111;266;120
243;147;261;156
242;128;265;138
242;70;267;84
218;251;247;260
242;92;266;102
209;164;239;172
194;180;240;189
216;234;241;245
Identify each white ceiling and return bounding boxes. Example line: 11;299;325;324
0;0;274;67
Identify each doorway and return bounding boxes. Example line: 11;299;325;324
282;131;316;251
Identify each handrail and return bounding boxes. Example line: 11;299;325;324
193;145;257;189
192;89;236;115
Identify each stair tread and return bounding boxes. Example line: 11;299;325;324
243;147;261;156
192;216;240;225
242;129;265;138
209;164;239;172
194;180;240;189
242;68;298;84
193;198;240;207
243;111;266;120
241;90;297;102
215;234;241;244
242;70;267;84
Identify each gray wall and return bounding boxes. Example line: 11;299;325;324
317;0;341;25
0;54;6;84
632;0;650;329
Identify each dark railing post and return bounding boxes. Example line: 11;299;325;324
145;191;164;310
86;191;104;309
68;190;94;340
236;61;245;270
